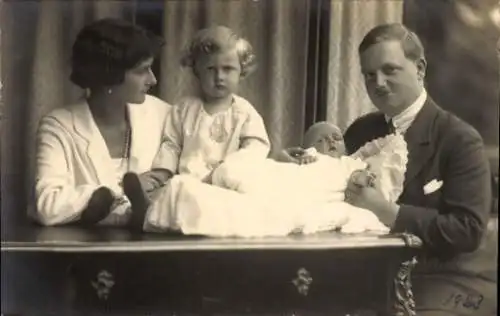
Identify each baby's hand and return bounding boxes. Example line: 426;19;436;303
286;147;318;165
297;148;318;165
276;147;303;164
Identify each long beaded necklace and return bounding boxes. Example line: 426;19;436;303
120;110;132;170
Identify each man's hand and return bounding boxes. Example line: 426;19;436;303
345;175;399;226
349;169;377;188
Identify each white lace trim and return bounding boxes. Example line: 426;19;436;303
351;133;408;203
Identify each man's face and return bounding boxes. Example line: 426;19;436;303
360;40;425;117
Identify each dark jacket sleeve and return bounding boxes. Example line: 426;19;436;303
344;122;360;155
392;127;491;254
344;116;372;155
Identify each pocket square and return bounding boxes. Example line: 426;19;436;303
423;179;443;195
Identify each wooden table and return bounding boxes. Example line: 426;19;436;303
2;226;422;316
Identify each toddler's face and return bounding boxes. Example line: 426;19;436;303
195;49;241;101
313;132;346;158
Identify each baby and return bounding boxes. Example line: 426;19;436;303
212;120;406;207
303;121;347;158
281;121;377;190
304;122;377;189
122;25;271;229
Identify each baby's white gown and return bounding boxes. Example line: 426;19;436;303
143;134;408;237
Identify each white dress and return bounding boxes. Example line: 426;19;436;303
143;134;408;237
152;95;271;181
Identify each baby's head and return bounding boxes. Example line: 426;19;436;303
180;26;256;101
303;122;346;157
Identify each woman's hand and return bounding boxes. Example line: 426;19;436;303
137;174;158;192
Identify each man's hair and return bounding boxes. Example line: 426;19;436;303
70;18;164;90
359;23;425;61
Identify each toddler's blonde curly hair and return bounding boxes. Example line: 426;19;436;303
180;25;257;78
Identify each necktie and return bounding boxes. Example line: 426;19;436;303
386;118;396;135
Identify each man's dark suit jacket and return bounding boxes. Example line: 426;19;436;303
344;98;494;280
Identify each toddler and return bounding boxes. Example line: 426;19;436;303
122;26;271;228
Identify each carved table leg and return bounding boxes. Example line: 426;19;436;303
388;233;423;316
392;256;418;316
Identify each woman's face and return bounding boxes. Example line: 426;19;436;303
112;57;157;104
195;49;242;101
314;132;346;158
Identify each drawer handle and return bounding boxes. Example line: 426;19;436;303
292;267;313;296
91;270;115;300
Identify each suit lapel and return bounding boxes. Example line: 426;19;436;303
403;98;440;186
71;100;119;190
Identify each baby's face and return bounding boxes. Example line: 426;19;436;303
313;132;346;157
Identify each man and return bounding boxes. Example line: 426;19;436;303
343;23;496;315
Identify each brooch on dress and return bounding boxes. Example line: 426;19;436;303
209;115;229;143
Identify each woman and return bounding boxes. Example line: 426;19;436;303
32;18;170;228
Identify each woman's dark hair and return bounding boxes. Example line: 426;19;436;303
70;18;164;90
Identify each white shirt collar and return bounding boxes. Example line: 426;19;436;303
386;88;427;134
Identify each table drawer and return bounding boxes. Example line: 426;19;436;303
68;248;408;314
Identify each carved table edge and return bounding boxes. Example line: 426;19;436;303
389;233;423;249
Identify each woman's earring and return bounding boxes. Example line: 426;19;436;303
108;89;113;94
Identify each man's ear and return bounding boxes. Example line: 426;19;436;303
415;57;427;81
